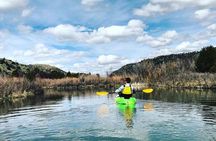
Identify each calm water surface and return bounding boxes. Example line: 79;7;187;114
0;89;216;141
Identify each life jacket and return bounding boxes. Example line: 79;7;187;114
122;84;132;95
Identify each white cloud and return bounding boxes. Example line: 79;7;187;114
176;40;209;52
95;19;145;38
15;43;86;59
81;0;103;7
44;20;180;48
0;44;4;50
134;0;216;17
0;0;28;11
194;9;210;19
199;23;216;38
71;55;134;74
207;24;216;31
21;8;32;17
194;9;216;26
0;30;9;50
44;24;88;42
151;0;216;7
176;41;190;50
191;23;216;40
0;29;9;38
11;43;87;71
86;36;110;44
17;24;33;33
72;61;113;75
44;19;146;44
97;55;125;65
71;60;114;74
72;62;98;72
194;0;216;7
137;30;178;47
150;48;174;58
163;30;178;38
151;39;209;58
87;19;145;43
134;3;176;17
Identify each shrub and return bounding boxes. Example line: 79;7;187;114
196;46;216;73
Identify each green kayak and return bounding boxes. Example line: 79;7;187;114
115;97;136;106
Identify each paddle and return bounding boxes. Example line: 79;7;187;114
96;88;153;96
96;91;110;96
142;88;153;94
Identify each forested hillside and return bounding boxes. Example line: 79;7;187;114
0;58;68;79
111;52;198;81
111;46;216;88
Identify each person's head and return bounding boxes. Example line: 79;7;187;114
120;78;125;84
125;77;131;83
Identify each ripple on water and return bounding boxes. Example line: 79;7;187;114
0;91;216;141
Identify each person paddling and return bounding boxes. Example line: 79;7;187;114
115;77;134;99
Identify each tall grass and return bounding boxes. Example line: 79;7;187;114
36;77;80;88
1;72;215;102
0;77;43;100
0;75;125;101
35;75;124;89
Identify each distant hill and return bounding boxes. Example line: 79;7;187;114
0;58;66;79
111;46;216;88
0;58;29;76
0;58;96;79
111;51;200;82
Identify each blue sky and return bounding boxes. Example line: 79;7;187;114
0;0;216;74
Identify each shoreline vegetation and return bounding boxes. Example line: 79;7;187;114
1;46;216;103
36;73;216;90
1;72;216;103
0;77;43;103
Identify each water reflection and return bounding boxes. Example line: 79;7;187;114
0;89;216;140
97;104;109;118
201;105;216;125
0;96;44;116
0;89;98;116
136;88;216;127
144;103;154;111
117;104;136;128
136;88;216;106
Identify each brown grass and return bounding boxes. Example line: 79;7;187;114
0;77;43;100
35;75;125;89
36;77;80;88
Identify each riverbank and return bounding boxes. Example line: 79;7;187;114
0;76;122;103
0;77;44;103
147;72;216;89
34;75;216;93
35;75;123;90
1;73;216;103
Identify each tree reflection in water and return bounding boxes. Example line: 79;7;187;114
136;88;216;105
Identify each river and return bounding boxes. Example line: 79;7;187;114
0;89;216;141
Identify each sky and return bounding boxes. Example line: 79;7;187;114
0;0;216;75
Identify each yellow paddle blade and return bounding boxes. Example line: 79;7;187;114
143;88;153;93
96;91;109;96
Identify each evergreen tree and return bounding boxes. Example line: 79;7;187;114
25;68;40;81
12;68;23;77
196;46;216;73
66;71;72;77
